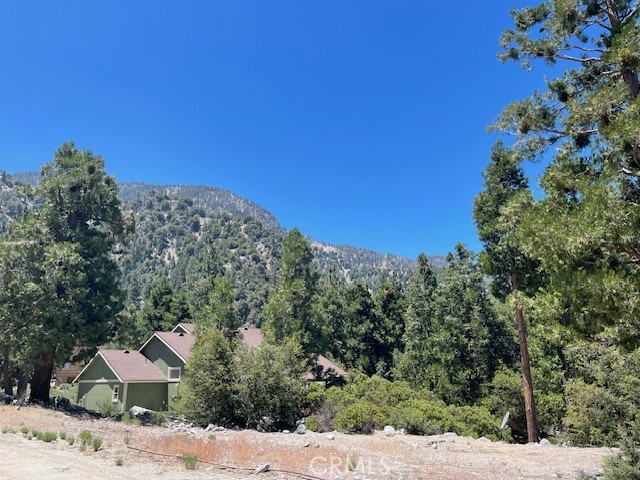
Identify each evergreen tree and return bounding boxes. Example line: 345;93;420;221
396;253;438;385
263;228;319;350
473;141;543;441
194;276;240;339
0;143;129;402
493;0;640;344
373;274;406;377
176;328;239;425
136;277;192;339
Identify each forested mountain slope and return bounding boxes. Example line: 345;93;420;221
0;170;444;324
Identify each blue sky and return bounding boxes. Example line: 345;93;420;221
0;1;542;258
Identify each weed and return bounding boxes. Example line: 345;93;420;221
115;458;123;466
92;436;103;451
123;433;131;445
79;444;86;452
182;453;198;470
208;433;216;441
2;426;8;434
79;430;93;445
59;431;67;440
26;434;32;440
347;456;359;472
41;431;57;442
30;429;41;439
67;435;75;446
20;426;29;435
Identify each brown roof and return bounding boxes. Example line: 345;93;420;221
315;354;348;377
98;350;167;382
171;322;195;334
152;331;196;362
239;327;263;348
238;327;347;378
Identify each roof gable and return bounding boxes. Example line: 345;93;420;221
74;350;167;383
140;331;196;363
171;322;195;335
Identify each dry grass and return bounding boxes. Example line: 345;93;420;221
135;434;348;473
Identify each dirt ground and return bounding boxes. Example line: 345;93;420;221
0;405;616;480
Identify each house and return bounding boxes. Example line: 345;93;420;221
75;324;347;413
238;327;348;381
74;349;168;413
139;331;196;409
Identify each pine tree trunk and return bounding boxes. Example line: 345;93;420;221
3;350;12;395
29;348;56;403
510;273;539;443
17;369;28;400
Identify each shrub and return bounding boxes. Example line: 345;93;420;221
92;437;103;451
563;379;624;447
79;430;93;446
115;458;124;466
79;444;86;452
67;435;76;446
183;453;198;470
123;433;131;445
97;399;119;418
41;431;57;442
389;399;454;435
305;415;318;432
334;401;385;433
59;431;67;440
20;426;29;435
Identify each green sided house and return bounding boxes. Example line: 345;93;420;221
138;331;196;410
74;322;346;413
74;350;168;413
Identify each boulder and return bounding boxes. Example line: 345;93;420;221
0;392;14;404
383;425;396;437
540;438;551;446
295;424;307;435
129;405;155;422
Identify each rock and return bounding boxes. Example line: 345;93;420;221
443;432;457;438
383;425;396;437
398;428;406;435
478;437;492;443
213;426;225;432
0;392;14;404
129;405;155;421
326;433;335;440
282;430;290;434
539;438;551;446
432;443;438;449
15;405;20;411
254;463;270;474
205;424;216;432
303;441;310;448
295;424;307;435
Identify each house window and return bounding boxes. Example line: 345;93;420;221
168;367;181;381
112;385;120;403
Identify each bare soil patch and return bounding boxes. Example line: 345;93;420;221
0;405;616;479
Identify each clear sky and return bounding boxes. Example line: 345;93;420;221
0;1;542;258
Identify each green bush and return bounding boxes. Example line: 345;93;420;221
41;431;57;442
67;435;76;446
59;431;67;440
92;437;103;451
183;453;198;470
563;379;624;447
389;399;454;435
305;415;318;432
79;430;93;446
97;399;119;418
334;401;386;433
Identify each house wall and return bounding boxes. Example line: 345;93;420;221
77;381;122;413
125;383;168;412
141;338;184;377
